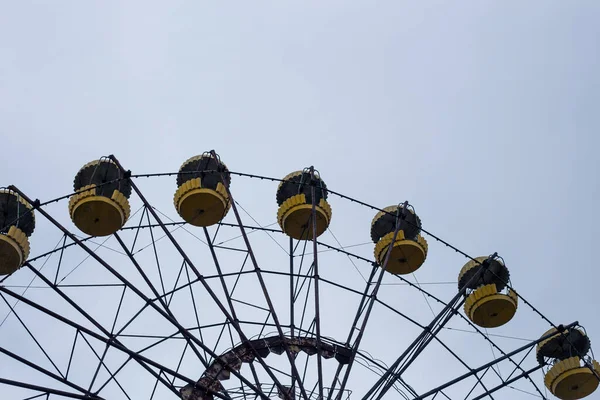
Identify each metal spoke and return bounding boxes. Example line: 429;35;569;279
335;205;405;399
106;158;289;400
0;378;103;400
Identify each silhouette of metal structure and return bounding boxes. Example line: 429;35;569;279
0;152;597;400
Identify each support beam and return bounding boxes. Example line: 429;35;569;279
326;265;378;400
470;365;544;400
335;204;407;400
289;236;297;394
0;378;104;400
364;254;500;400
212;151;310;400
0;345;96;398
201;226;264;393
104;158;286;400
7;185;263;400
0;285;185;398
310;167;325;400
412;321;578;400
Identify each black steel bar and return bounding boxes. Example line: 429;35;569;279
13;264;182;397
65;329;79;379
53;234;68;284
105;158;290;399
314;240;479;326
130;206;148;253
87;341;112;394
462;367;494;400
0;378;103;400
23;221;273;266
290;237;295;338
326;264;377;400
6;187;252;399
24;222;351;268
385;297;467;396
261;269;426;330
113;234;230;397
202;225;269;393
254;271;472;400
0;285;230;399
110;159;298;399
87;283;129;396
394;278;544;398
151;270;256;304
200;226;292;396
150;370;162;400
336;205;406;400
23;393;48;400
211;151;310;400
325;260;377;400
145;210;167;296
124;221;280;233
440;314;546;397
202;226;243;320
112;232;211;369
231;297;271;312
77;332;132;400
0;346;95;398
289;236;297;395
412;322;578;400
110;284;127;334
0;290;64;378
207;253;251;358
375;297;466;399
242;266;483;398
212;244;248;253
297;262;315;341
310;167;325;400
292;240;312;307
135;331;187;356
365;254;502;400
504;344;536;382
167;259;187;305
469;365;544;400
181;262;210;362
94;354;134;395
343;265;379;345
427;328;495;400
112;303;152;342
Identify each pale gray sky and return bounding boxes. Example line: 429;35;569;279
1;2;599;400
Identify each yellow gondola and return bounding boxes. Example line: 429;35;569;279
174;153;231;227
370;204;428;275
537;326;600;400
69;159;131;237
0;189;35;275
458;256;517;328
276;170;331;240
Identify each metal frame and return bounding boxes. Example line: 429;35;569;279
0;163;595;400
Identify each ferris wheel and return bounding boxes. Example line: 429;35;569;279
0;151;598;400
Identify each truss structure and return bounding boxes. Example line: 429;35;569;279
0;155;597;400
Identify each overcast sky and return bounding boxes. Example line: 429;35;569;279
1;2;599;400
